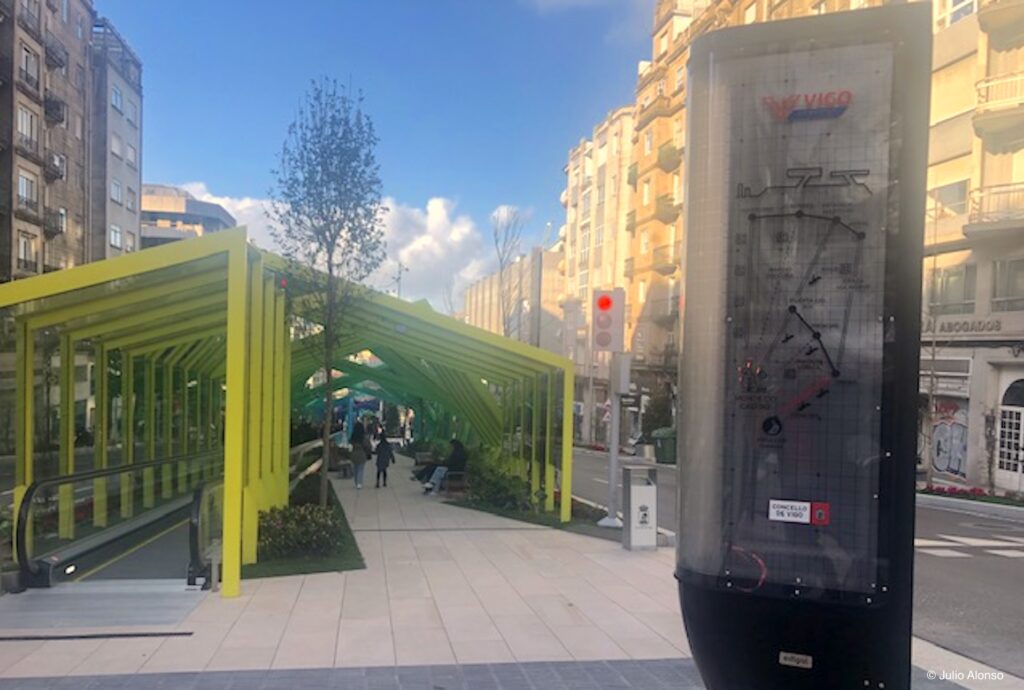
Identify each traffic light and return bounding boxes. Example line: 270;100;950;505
592;288;624;353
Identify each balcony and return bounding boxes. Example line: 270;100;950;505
624;257;635;279
974;72;1024;150
15;132;42;163
15;195;41;223
17;66;40;99
43;149;65;181
657;143;681;172
978;0;1024;49
44;32;68;70
43;208;64;238
637;95;672;129
43;91;65;125
655;195;680;224
965;183;1024;240
627;163;637;190
16;258;38;274
651;243;680;276
625;210;636;235
17;1;41;42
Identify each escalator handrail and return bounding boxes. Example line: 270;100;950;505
188;477;224;589
16;449;223;577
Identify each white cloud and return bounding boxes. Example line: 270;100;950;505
176;183;500;313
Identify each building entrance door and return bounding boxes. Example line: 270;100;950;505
996;379;1024;491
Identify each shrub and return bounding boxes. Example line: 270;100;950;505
465;459;532;513
257;503;344;560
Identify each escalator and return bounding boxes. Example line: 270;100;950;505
12;451;222;589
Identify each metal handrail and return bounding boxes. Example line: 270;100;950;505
16;450;221;577
187;478;224;590
976;71;1024;112
969;182;1024;224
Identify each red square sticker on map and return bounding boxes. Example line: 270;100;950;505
811;502;830;525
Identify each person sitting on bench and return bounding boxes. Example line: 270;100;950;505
423;439;467;494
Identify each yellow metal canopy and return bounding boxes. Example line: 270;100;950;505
0;228;575;597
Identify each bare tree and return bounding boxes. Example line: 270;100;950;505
491;206;523;337
269;78;386;507
441;278;457;317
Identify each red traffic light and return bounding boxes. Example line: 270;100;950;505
596;294;613;311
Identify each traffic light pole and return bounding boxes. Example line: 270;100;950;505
598;351;630;528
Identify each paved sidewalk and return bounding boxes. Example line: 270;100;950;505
0;456;1019;688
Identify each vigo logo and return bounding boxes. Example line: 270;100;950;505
762;90;853;122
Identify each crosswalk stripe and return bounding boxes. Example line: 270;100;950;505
917;548;971;558
984;549;1024;558
914;539;961;548
936;535;1023;548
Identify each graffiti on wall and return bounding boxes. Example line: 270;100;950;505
932;398;968;477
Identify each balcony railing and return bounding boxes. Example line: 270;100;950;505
15;132;40;161
624;257;634;279
44;32;68;70
655;195;680;224
43;91;65;125
969;182;1024;225
637;95;672;128
977;72;1024;114
625;210;636;234
17;195;39;215
18;66;40;92
43;208;64;238
16;258;38;273
17;1;42;41
657;143;681;172
43;150;65;181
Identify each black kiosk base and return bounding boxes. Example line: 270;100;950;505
679;580;910;689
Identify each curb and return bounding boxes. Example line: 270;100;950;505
917;493;1024;523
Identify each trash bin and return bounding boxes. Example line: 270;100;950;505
652;427;676;464
622;465;658;550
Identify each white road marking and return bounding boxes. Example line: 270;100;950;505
937;535;1023;548
914;539;961;548
592;478;608;485
917;548;971;558
985;549;1024;558
995;535;1024;544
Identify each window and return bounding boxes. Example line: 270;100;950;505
638;280;647;305
127;187;137;212
927;180;969;218
58;207;67;233
744;2;757;22
18;170;37;205
111;179;123;204
581;191;591;215
109;224;122;249
127;101;138;126
20;44;39;87
644;130;653;155
850;0;866;7
111;133;123;158
658;32;668;56
935;0;976;30
75;64;84;91
17;232;37;269
111;85;123;112
17;106;37;143
125;232;136;253
812;0;828;14
76;13;84;39
993;259;1024;312
61;0;68;22
675;66;684;92
126;142;137;167
642;179;651;206
74;113;83;139
930;265;976;315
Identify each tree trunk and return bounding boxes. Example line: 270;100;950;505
320;266;335;508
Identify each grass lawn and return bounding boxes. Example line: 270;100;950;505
243;475;365;579
446;496;621;542
918;488;1024;508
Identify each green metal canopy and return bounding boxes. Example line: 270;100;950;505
0;228;575;598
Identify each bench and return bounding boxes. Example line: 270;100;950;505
442;471;467;495
414;452;434;466
336;460;353;479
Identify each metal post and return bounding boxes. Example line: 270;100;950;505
94;345;108;527
599;352;629;528
143;356;156;508
58;334;75;539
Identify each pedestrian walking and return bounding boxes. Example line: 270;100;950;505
375;435;395;488
349;420;371;489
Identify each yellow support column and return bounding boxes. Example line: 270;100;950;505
260;278;275;502
559;369;574;523
180;367;190;487
545;374;555;513
13;321;35;561
161;358;174;498
58;335;75;540
121;353;135;519
94;345;109;527
531;376;540;506
277;290;291;507
143;356;156;508
221;242;250;598
242;258;264;566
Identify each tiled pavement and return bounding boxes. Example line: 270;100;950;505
0;456;1019;688
0;659;969;689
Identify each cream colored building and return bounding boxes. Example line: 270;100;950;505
462;246;564;355
140;183;235;248
558;106;636;442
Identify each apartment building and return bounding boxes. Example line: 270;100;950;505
558;106;635;442
139;183;235;248
1;0;95;280
90;16;141;259
462;246;564;355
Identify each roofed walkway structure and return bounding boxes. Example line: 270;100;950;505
0;229;574;597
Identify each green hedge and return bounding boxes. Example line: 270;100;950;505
254;475;354;564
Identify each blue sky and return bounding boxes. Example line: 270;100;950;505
100;0;654;305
